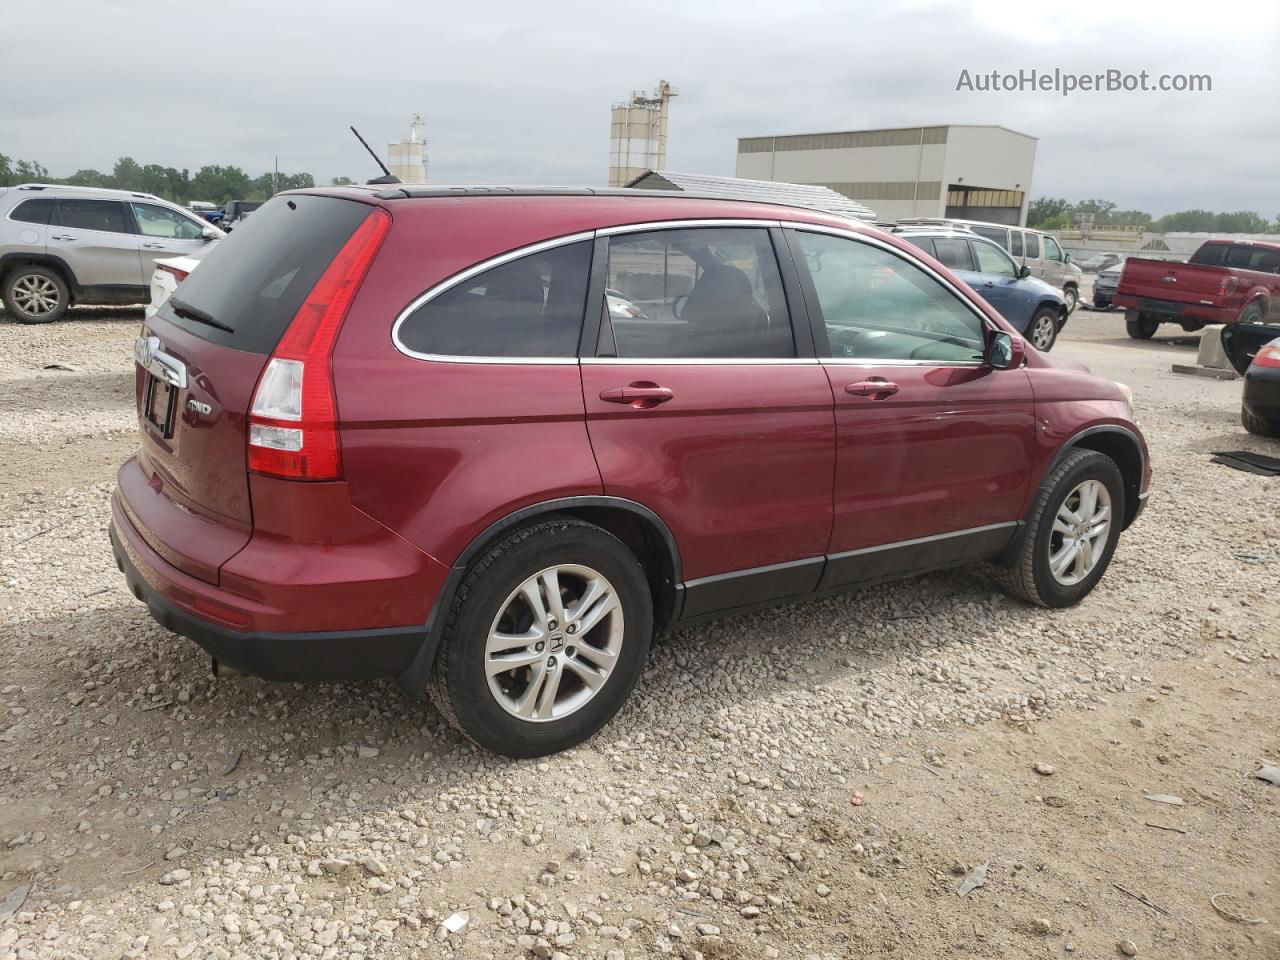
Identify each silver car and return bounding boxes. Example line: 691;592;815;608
0;184;222;323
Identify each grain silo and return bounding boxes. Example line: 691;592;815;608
608;81;677;187
389;114;428;185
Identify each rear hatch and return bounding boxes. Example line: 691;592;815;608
1117;256;1230;306
129;194;374;584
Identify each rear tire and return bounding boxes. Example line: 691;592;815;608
1125;312;1159;340
427;515;653;758
3;265;70;324
1238;301;1266;326
992;448;1125;608
1027;307;1060;352
1242;407;1279;438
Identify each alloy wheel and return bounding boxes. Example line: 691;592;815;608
485;563;624;722
12;274;60;317
1030;315;1056;351
1063;287;1078;312
1048;479;1111;586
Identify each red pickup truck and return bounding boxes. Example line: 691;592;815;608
1114;239;1280;339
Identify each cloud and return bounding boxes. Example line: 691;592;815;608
2;0;1276;216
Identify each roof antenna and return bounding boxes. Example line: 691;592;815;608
350;125;401;185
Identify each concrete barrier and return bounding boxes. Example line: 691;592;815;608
1171;324;1239;379
1196;325;1233;371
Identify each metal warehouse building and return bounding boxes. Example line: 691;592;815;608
735;124;1037;225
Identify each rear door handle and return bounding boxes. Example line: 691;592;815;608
50;234;76;241
845;379;899;398
600;382;674;408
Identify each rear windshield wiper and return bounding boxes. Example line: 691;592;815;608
170;297;234;334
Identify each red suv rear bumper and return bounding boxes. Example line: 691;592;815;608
109;470;449;681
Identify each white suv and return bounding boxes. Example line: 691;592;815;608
896;218;1083;313
0;184;222;323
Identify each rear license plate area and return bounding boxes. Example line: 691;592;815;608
143;374;178;438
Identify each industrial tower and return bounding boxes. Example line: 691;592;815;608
389;114;428;185
608;81;677;187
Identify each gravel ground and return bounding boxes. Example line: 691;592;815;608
1;299;1277;960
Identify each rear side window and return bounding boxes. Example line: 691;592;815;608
397;240;592;358
1024;233;1041;258
970;224;1008;248
902;237;934;256
1190;243;1280;272
9;198;55;224
1010;231;1024;257
932;237;975;271
58;199;130;234
159;195;371;353
601;227;794;359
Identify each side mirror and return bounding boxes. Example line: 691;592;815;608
1064;252;1073;264
1017;264;1031;279
986;330;1025;369
202;226;221;240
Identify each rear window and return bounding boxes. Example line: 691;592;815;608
1189;243;1280;272
159;195;370;353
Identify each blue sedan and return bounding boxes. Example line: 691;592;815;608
899;230;1069;351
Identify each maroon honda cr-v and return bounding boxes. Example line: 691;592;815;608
111;186;1150;757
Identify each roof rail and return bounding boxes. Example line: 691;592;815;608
14;183;162;202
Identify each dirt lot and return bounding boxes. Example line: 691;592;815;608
1;299;1277;960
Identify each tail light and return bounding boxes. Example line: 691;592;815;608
247;207;391;479
157;263;190;284
1251;342;1280;369
1218;275;1239;297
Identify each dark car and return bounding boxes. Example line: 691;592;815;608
1081;252;1123;273
219;200;262;232
1091;262;1124;309
110;187;1150;757
1221;323;1280;436
898;230;1068;351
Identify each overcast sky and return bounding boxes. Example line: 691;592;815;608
3;0;1276;217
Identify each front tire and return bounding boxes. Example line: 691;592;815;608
1062;285;1078;313
3;265;70;324
1027;307;1060;352
993;449;1125;608
428;516;653;758
1125;312;1159;340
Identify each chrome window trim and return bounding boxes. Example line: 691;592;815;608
582;357;820;366
596;218;782;236
390;230;596;363
820;357;983;368
783;222;1000;363
828;521;1019;561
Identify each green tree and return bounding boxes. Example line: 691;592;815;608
331;176;355;186
1027;196;1071;228
189;165;253;204
111;156;143;191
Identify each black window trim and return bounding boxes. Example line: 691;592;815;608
781;223;999;368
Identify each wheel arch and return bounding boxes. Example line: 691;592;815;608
396;496;683;698
0;252;79;299
1047;425;1145;529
